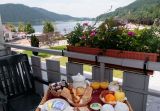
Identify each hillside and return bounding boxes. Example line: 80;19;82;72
33;7;78;21
97;0;160;21
0;4;91;24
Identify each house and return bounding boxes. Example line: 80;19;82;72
3;25;17;41
26;32;44;39
0;16;17;41
17;32;27;39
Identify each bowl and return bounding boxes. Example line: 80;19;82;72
67;97;92;107
99;90;116;105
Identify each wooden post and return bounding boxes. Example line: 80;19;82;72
31;56;44;95
123;71;149;111
100;63;105;82
66;62;83;82
92;66;101;81
105;68;113;82
46;59;61;82
92;66;113;82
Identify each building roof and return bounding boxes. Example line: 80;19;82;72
26;32;44;37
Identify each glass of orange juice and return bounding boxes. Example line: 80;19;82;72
100;81;109;89
91;81;100;90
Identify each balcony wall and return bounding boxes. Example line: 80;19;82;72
0;42;160;111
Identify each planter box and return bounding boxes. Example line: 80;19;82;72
67;45;103;55
67;46;158;62
105;49;158;62
67;46;158;74
67;46;103;65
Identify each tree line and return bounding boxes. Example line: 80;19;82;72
97;0;160;25
5;21;54;34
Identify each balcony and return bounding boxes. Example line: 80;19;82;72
0;42;160;111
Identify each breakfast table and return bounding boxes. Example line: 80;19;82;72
35;85;133;111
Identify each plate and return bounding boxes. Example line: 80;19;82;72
90;103;102;110
99;90;116;105
39;98;73;111
99;90;127;105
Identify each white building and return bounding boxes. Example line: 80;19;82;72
3;25;17;41
26;32;44;39
17;32;27;39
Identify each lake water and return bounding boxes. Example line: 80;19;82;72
33;21;101;35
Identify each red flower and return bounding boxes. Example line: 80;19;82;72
128;31;135;37
90;30;96;37
81;36;86;39
90;32;96;37
83;23;88;26
92;30;96;33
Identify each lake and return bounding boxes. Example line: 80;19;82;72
33;21;101;35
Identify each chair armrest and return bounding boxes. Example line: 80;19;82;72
33;76;51;86
0;90;7;104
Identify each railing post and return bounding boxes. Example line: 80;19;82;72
66;62;83;82
46;59;61;82
123;71;149;111
92;66;101;81
100;62;105;81
31;56;44;95
93;65;113;82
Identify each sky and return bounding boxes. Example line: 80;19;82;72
0;0;136;18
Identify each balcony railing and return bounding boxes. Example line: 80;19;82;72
0;42;160;111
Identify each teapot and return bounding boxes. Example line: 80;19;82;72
72;73;89;88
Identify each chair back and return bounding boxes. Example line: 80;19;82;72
0;54;34;98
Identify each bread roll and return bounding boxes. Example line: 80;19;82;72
61;87;72;101
76;87;85;96
80;86;93;104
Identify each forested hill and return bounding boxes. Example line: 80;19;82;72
97;0;160;21
0;4;91;24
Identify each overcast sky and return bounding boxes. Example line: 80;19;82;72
0;0;136;18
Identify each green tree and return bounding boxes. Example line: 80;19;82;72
43;21;54;33
24;23;35;34
18;22;25;32
31;35;39;56
6;23;16;32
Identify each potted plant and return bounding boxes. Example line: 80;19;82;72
31;35;39;56
67;23;103;55
67;18;160;62
105;23;160;62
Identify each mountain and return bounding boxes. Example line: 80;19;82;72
97;0;160;21
0;4;91;24
33;7;78;21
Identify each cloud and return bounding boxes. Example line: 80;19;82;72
0;0;136;17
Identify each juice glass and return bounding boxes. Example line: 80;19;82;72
91;81;100;90
100;81;109;89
